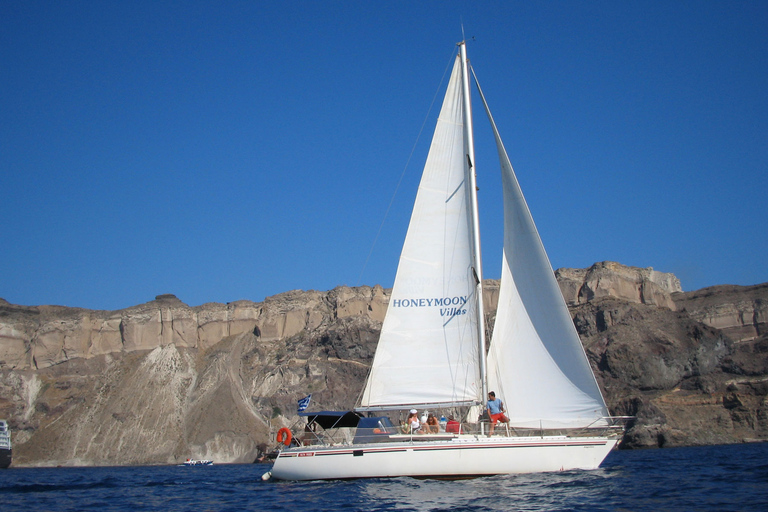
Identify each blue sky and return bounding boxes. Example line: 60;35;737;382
2;1;766;310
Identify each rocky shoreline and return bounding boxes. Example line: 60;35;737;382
1;261;766;466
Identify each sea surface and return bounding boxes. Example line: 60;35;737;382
1;443;767;511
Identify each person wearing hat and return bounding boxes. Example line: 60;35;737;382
445;415;461;433
402;409;423;434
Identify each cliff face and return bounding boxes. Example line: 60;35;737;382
1;262;766;466
566;269;768;448
673;283;768;342
556;261;683;310
0;287;388;466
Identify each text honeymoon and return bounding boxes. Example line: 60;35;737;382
391;296;468;317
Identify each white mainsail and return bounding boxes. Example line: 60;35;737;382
475;74;610;429
359;55;482;409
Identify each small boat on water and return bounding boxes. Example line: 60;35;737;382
263;40;627;482
0;420;11;469
183;458;213;466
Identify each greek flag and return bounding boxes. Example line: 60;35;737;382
297;394;311;412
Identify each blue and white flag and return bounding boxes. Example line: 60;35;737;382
297;394;312;412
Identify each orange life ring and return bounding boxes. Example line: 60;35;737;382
276;427;292;446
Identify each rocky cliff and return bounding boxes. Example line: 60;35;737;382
1;262;766;466
556;261;682;310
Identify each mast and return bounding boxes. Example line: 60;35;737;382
459;41;488;403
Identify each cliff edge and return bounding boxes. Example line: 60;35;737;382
0;262;766;466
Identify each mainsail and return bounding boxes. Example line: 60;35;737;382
474;73;610;429
359;55;482;409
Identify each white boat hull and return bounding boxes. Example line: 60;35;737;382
268;435;619;481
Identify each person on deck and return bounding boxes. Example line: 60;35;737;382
445;416;461;433
486;391;509;436
425;413;440;434
403;409;423;434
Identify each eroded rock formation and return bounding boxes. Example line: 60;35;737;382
0;262;766;466
556;261;682;310
674;283;768;342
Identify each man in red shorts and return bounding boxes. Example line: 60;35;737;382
486;391;509;436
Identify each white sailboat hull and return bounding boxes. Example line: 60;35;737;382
268;436;619;481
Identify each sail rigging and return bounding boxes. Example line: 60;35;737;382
267;41;621;482
359;52;482;409
359;42;609;428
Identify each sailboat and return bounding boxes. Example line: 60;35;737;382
262;41;625;481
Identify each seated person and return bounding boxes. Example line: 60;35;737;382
402;409;424;434
425;413;440;434
487;391;510;435
445;416;461;433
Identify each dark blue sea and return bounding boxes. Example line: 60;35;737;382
2;443;767;511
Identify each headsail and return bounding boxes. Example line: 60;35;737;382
474;71;611;429
359;54;482;410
